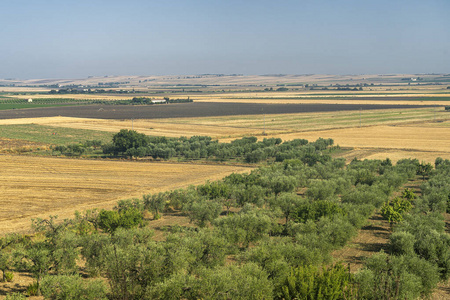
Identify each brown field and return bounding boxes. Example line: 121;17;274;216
0;155;252;234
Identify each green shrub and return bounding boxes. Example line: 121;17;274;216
5;293;26;300
294;200;345;223
380;197;412;225
389;231;415;256
4;271;13;282
280;263;353;300
26;282;40;296
40;275;108;300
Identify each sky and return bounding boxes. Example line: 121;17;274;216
0;0;449;79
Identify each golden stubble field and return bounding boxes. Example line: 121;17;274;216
0;155;252;234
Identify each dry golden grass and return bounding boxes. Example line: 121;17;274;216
273;123;450;163
0;155;252;234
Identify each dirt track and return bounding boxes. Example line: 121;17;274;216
0;102;434;120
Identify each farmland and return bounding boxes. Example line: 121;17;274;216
1;105;448;163
0;155;252;234
1;75;450;299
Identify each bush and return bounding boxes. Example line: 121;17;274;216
26;282;40;296
389;231;415;256
380;197;412;225
5;293;26;300
280;263;353;300
4;271;13;282
294;200;345;223
40;275;108;300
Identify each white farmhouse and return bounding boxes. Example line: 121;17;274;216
151;99;167;104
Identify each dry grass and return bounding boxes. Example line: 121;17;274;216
274;123;450;163
0;155;252;234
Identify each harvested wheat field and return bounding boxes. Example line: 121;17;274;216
0;155;252;234
273;122;450;163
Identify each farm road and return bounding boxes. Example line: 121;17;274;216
0;102;434;120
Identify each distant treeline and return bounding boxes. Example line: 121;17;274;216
91;97;193;106
49;88;142;94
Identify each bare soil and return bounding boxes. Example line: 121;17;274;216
0;103;434;120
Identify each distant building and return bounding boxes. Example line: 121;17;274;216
151;99;167;104
27;98;33;103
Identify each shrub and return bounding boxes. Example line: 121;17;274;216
5;293;26;300
40;275;108;300
294;200;345;223
389;231;415;256
4;271;13;282
380;197;412;225
26;282;40;296
280;263;353;300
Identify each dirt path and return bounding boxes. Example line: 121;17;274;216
332;212;391;272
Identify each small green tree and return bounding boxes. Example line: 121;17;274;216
380;197;412;226
143;193;167;220
281;263;354;300
185;199;222;228
417;162;433;180
112;129;149;156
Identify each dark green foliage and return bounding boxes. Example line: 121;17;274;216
395;158;419;179
95;130;337;163
97;207;143;233
305;180;338;200
389;231;415;256
294;200;345;223
196;181;231;199
111;129;149;156
417;161;433;180
341;185;387;207
147;263;273;300
214;209;275;248
184;199;222;228
355;252;440;299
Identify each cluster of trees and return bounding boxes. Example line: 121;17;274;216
354;157;450;299
3;141;448;299
102;129;336;164
91;97;193;106
52;140;103;156
48;88;140;94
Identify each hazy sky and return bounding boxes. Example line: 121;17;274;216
1;0;449;79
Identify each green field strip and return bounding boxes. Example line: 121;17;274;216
0;124;114;145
